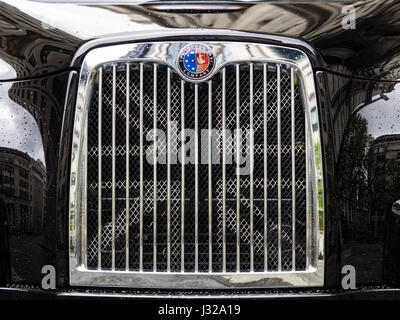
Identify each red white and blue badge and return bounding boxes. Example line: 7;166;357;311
178;44;215;80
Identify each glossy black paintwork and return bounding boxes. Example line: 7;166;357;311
0;201;9;285
0;0;400;81
386;200;400;285
0;72;69;284
316;71;400;286
0;0;400;293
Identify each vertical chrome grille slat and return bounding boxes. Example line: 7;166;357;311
291;67;296;271
277;64;282;272
263;64;268;271
166;67;172;272
194;83;199;272
249;63;254;272
153;64;158;272
125;63;130;271
97;67;102;270
181;80;185;273
235;65;240;272
208;80;213;272
306;100;311;270
111;64;116;271
221;67;227;273
83;84;88;268
139;63;144;272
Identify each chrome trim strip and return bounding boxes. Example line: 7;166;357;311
306;105;310;270
221;67;227;273
276;64;282;272
263;63;268;271
167;67;172;272
83;85;88;269
139;63;144;271
290;67;296;271
194;83;199;273
98;67;102;270
180;79;185;272
235;64;240;273
249;63;254;272
208;80;212;272
125;63;130;271
142;3;250;12
72;36;317;84
69;40;324;288
111;64;116;271
71;29;318;67
153;64;158;272
60;291;335;299
70;268;323;288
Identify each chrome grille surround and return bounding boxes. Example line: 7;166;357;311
69;40;324;288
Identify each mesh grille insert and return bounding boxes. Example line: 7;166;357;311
85;62;307;273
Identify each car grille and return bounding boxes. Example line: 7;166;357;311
86;62;307;273
69;40;323;288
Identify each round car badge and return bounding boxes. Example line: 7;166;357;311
178;44;215;80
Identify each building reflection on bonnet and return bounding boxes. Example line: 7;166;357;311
0;147;47;234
